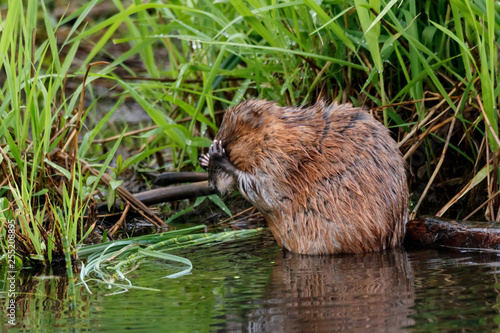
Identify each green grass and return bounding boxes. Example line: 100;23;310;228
0;1;126;269
0;0;499;267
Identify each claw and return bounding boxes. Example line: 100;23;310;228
205;139;226;166
214;140;219;153
209;141;214;154
199;153;210;167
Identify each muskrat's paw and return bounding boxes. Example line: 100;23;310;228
200;140;225;168
199;153;210;168
208;139;226;161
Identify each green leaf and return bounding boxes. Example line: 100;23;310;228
32;189;48;197
302;0;355;51
4;130;22;168
45;159;72;179
109;180;123;191
227;0;279;47
165;196;207;224
86;176;97;187
190;137;213;147
208;194;232;217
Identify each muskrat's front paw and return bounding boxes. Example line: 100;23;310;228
200;140;226;168
209;139;226;161
199;153;210;168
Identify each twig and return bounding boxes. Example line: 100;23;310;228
109;203;130;237
411;94;463;218
485;134;493;220
477;96;500;220
217;207;256;225
436;156;495;217
403;106;452;160
372;96;453;112
68;61;110;160
74;152;167;227
398;81;466;148
405;217;500;250
91;125;158;144
476;96;500;149
464;189;500;220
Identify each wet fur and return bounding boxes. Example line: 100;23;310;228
206;100;408;255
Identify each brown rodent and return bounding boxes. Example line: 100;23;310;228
200;100;408;255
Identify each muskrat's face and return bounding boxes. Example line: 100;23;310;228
208;166;235;194
200;139;238;194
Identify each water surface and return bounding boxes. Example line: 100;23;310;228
1;230;500;332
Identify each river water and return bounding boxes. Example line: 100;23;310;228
1;229;500;332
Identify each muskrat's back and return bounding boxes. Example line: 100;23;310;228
203;100;408;255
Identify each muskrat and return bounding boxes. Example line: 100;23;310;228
200;100;408;255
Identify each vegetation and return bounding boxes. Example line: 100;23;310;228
77;225;263;294
0;0;499;270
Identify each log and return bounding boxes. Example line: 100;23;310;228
98;181;214;213
405;217;500;250
154;172;208;186
132;181;213;205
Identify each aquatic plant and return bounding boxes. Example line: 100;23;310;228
77;225;264;294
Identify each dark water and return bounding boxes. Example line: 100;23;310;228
1;230;500;332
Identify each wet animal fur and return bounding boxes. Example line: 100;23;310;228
203;100;408;255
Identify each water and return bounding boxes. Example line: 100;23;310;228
1;230;500;332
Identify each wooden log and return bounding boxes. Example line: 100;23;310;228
98;181;214;213
405;217;500;250
154;172;208;186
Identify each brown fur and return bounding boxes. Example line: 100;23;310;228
208;100;408;255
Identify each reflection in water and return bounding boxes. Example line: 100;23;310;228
0;269;85;331
231;249;415;332
3;233;500;332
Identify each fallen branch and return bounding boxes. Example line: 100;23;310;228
154;172;208;186
97;181;213;213
405;217;500;250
